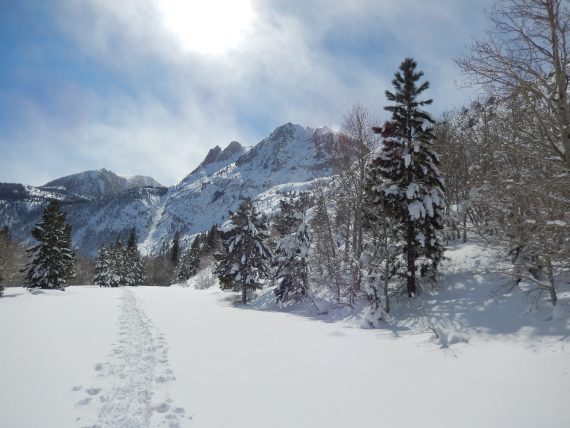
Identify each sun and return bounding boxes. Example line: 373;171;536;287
157;0;255;55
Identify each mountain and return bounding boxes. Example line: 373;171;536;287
0;123;337;255
41;169;162;199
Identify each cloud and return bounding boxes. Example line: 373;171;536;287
0;0;495;186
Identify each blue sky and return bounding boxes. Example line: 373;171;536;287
0;0;495;186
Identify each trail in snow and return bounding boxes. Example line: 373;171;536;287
74;288;186;428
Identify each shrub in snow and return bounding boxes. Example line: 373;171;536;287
194;268;217;289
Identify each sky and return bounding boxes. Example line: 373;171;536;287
0;0;495;186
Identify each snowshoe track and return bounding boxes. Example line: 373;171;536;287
75;288;185;427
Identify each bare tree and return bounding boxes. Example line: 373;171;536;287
456;1;570;307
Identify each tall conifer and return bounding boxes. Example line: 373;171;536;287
368;58;445;297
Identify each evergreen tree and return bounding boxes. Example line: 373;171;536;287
274;195;312;304
93;245;112;287
202;225;221;256
125;228;146;286
171;231;180;266
172;238;200;284
24;200;76;290
274;224;311;303
368;58;445;297
215;199;272;304
107;239;125;287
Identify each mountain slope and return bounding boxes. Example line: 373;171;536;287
41;169;162;199
0;123;336;255
140;123;335;252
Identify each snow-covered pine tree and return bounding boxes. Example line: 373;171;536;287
274;195;312;304
107;239;125;287
172;238;200;284
171;231;180;266
215;198;272;304
125;228;146;286
368;58;445;297
93;245;112;286
24;200;76;290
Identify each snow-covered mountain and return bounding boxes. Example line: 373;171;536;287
0;123;337;255
41;169;162;199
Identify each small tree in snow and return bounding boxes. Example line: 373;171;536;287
172;238;200;284
107;239;125;287
368;58;445;297
171;231;180;266
93;245;112;286
274;195;312;304
24;200;76;290
125;228;146;286
215;199;272;304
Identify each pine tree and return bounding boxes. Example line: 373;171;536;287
215;199;272;304
274;195;312;304
172;238;200;284
107;239;125;287
171;231;180;266
368;58;445;297
24;200;76;290
125;228;146;286
93;245;112;286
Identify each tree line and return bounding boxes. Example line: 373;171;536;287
2;0;567;324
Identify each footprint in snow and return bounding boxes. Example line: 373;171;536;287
75;397;92;406
71;385;82;392
86;387;102;396
154;403;170;413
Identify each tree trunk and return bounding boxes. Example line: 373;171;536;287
546;0;570;169
545;256;557;306
383;257;390;313
406;221;416;297
242;283;247;304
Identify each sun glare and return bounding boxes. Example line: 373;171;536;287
157;0;255;55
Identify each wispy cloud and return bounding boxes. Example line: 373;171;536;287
0;0;495;186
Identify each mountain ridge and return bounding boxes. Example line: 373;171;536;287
0;122;337;255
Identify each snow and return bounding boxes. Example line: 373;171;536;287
408;199;426;219
406;182;418;199
1;264;569;428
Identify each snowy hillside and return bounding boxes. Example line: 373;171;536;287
1;238;568;428
0;123;336;255
42;168;162;199
141;123;335;252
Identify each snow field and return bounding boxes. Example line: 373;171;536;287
1;261;569;428
140;286;569;428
